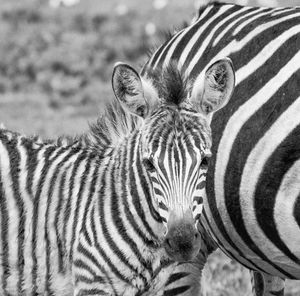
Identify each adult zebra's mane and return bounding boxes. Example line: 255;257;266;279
143;1;224;73
146;20;190;59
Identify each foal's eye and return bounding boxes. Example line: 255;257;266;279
143;158;156;172
200;156;209;168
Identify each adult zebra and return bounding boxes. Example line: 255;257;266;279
141;1;300;295
0;55;234;294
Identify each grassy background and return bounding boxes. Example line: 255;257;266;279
0;0;196;137
0;0;299;295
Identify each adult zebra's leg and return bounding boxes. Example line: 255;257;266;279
251;271;285;296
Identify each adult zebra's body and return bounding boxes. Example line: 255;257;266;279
0;55;234;294
142;1;300;294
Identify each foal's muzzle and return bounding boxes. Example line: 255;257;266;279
163;208;201;262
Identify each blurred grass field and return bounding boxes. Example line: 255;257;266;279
0;0;196;137
0;0;299;295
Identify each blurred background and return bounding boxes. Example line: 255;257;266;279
0;0;299;295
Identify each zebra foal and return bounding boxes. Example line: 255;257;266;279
0;56;234;295
143;0;300;295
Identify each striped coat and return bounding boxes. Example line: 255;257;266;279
0;53;234;294
0;114;198;296
143;1;300;294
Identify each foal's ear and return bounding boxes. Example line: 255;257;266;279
112;62;148;118
191;58;235;120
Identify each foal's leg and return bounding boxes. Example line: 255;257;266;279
161;252;207;296
162;227;218;296
251;270;285;296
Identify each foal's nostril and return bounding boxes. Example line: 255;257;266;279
165;238;173;249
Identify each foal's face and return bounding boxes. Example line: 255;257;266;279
112;58;235;261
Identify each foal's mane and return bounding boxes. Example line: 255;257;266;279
143;0;223;70
0;99;140;156
82;98;142;152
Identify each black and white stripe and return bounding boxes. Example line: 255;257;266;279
143;1;300;294
0;65;220;296
0;124;185;295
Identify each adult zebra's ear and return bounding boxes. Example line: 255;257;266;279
191;58;235;121
112;62;149;118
